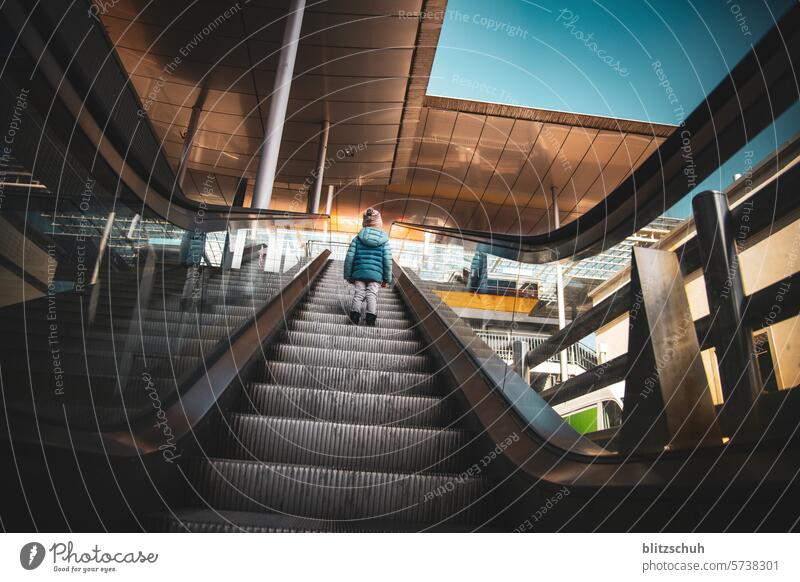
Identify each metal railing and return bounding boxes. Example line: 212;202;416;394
521;158;800;451
476;331;596;371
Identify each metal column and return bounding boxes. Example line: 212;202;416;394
551;187;569;382
251;0;306;209
324;184;334;215
176;89;207;189
692;190;762;436
232;177;248;207
308;119;330;213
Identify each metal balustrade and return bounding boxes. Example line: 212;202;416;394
475;331;596;372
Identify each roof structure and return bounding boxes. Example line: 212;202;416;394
101;0;676;236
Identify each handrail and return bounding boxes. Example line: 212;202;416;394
542;271;800;407
393;258;800;494
392;5;800;264
527;159;800;403
4;250;332;455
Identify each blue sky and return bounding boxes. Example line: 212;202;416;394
428;0;799;218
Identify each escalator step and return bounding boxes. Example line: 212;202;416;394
151;509;489;533
308;289;405;304
280;330;424;355
262;362;438;396
293;310;412;329
245;383;455;428
300;300;409;319
302;297;408;316
267;344;431;373
220;414;471;473
288;320;417;341
189;458;491;524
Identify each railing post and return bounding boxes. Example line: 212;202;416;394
551;186;569;383
619;247;721;453
692;190;762;437
512;340;529;383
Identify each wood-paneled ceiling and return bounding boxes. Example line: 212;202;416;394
102;0;675;235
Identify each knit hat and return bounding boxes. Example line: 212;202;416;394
362;207;383;228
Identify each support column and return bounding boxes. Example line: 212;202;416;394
176;88;207;189
251;0;306;209
233;177;248;207
551;186;569;383
324;184;334;215
308;119;330;213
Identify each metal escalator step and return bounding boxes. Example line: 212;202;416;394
302;296;408;315
139;320;242;340
0;331;218;355
299;300;409;320
262;362;438;396
268;344;431;373
245;384;455;428
280;330;424;355
288;320;417;341
220;414;472;473
306;293;406;309
189;458;491;524
207;304;263;316
150;508;491;533
2;349;200;377
293;310;412;329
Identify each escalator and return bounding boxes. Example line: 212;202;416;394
0;248;303;427
1;0;799;534
152;260;495;532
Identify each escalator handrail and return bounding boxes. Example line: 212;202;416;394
393;261;800;493
392;4;800;264
3;250;332;457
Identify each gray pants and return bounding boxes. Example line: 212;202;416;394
351;280;380;315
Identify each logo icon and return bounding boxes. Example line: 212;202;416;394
20;542;46;570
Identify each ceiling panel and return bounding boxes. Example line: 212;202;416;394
452;116;515;206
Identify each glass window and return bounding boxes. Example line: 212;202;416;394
564;406;599;434
602;400;623;430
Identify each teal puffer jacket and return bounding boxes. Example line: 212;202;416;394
343;227;393;283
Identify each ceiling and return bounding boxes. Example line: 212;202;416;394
375;96;673;236
101;0;438;206
101;0;675;236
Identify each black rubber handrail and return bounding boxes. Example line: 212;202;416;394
393;5;800;264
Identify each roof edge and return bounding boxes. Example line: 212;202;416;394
423;94;677;138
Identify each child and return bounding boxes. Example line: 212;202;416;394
343;208;393;326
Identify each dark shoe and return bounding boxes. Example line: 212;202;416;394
365;313;377;327
349;311;361;325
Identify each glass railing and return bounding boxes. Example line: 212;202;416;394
0;195;330;430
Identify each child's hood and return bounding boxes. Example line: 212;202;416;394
357;227;389;247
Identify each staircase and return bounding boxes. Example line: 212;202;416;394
155;260;494;532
